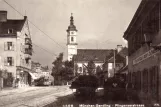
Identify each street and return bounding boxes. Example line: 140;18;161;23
0;86;144;107
45;88;142;107
0;86;73;107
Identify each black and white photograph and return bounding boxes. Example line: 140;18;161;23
0;0;161;107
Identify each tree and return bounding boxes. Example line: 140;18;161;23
64;60;74;68
96;66;102;76
87;60;96;75
52;53;64;85
52;53;76;85
74;64;78;76
52;53;64;77
63;60;74;81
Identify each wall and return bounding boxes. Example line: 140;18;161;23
128;28;161;104
75;62;104;74
0;37;17;77
17;20;32;70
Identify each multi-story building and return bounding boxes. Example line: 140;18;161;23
123;0;161;104
0;11;32;88
31;62;52;80
30;61;42;81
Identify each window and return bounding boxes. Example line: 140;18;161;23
25;57;31;64
25;58;29;64
4;42;14;51
71;37;74;42
8;29;13;34
4;57;14;66
79;67;82;72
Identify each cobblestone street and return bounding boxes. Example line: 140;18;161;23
0;86;73;107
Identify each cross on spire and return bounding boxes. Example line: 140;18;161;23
70;13;74;25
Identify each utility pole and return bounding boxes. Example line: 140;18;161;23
113;49;116;77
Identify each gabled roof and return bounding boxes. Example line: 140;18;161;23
73;49;114;62
108;54;126;63
108;47;128;63
0;16;27;37
123;0;159;39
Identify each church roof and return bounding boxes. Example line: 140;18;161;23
73;49;114;62
67;13;77;32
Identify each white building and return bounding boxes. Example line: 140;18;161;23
0;11;32;88
73;49;114;75
66;13;78;61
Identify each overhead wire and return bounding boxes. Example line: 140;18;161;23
17;36;57;56
3;0;65;50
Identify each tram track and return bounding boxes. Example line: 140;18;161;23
0;86;71;107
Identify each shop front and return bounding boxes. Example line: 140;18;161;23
16;66;31;88
0;69;13;89
128;45;161;104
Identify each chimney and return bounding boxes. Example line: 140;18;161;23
0;11;7;22
117;45;123;53
24;16;27;20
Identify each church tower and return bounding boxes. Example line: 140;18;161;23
67;13;78;61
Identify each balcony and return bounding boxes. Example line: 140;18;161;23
25;48;32;55
24;54;31;60
25;38;32;46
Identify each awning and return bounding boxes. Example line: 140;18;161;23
28;72;39;80
16;66;31;72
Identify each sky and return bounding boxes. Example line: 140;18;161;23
0;0;141;68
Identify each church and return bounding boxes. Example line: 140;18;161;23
66;14;126;76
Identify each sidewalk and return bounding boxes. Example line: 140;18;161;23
0;86;44;97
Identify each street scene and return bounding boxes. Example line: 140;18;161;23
0;0;161;107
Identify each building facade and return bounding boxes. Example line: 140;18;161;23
73;49;114;75
67;13;78;61
123;0;161;104
31;62;54;85
0;11;32;88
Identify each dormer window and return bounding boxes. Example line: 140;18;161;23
8;29;13;34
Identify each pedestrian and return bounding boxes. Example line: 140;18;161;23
118;76;127;100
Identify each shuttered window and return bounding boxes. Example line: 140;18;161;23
4;57;14;66
4;42;14;51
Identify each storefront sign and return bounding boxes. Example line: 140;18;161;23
133;48;159;65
